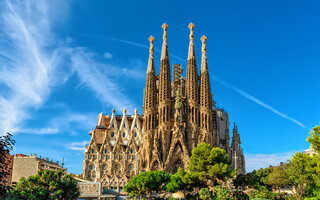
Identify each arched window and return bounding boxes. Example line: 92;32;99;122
87;164;96;181
122;132;126;138
111;132;115;138
134;132;137;137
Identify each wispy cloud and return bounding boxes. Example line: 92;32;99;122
0;0;137;135
213;77;305;128
84;35;186;63
68;48;136;111
0;0;54;134
66;140;89;151
13;128;59;135
103;52;112;59
245;152;295;172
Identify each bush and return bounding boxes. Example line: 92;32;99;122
248;186;275;200
232;191;249;200
212;186;233;200
199;188;212;200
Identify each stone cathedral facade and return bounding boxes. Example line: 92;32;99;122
83;23;245;192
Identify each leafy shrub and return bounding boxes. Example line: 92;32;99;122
199;188;212;200
212;186;233;200
248;186;275;200
232;191;249;200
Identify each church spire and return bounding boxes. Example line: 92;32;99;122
186;22;199;105
143;35;157;123
158;23;171;105
147;36;155;73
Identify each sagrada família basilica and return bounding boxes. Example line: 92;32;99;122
82;23;246;191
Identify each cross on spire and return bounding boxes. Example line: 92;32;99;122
233;150;238;170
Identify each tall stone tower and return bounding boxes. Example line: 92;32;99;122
199;35;215;147
186;23;200;151
140;36;157;170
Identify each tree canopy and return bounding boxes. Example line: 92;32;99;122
124;170;170;197
307;125;320;153
4;170;80;200
0;132;15;185
188;142;235;186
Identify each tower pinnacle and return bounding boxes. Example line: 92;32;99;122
161;23;169;60
188;23;196;60
200;35;208;72
147;36;155;72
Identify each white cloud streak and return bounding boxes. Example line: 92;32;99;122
85;35;186;63
213;77;305;128
66;140;89;151
0;0;137;135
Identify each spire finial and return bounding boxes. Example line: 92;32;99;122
123;108;127;114
188;23;195;41
148;36;155;54
161;23;169;60
112;108;115;113
201;35;207;55
147;36;155;72
162;23;168;41
134;108;138;114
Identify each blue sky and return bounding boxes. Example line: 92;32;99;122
1;0;319;174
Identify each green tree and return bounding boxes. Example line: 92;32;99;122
265;166;290;194
307;125;320;153
5;170;79;200
165;174;182;193
188;142;235;187
0;132;15;197
286;152;316;200
256;167;273;189
175;167;204;192
124;170;170;197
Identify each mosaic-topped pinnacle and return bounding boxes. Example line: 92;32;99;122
123;108;127;114
201;35;207;55
134;108;138;114
162;23;168;40
112;108;115;113
148;35;155;54
188;23;195;41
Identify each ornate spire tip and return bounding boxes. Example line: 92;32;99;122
148;35;155;43
188;23;195;30
162;23;168;30
201;35;207;43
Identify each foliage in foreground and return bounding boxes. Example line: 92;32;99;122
3;170;80;200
